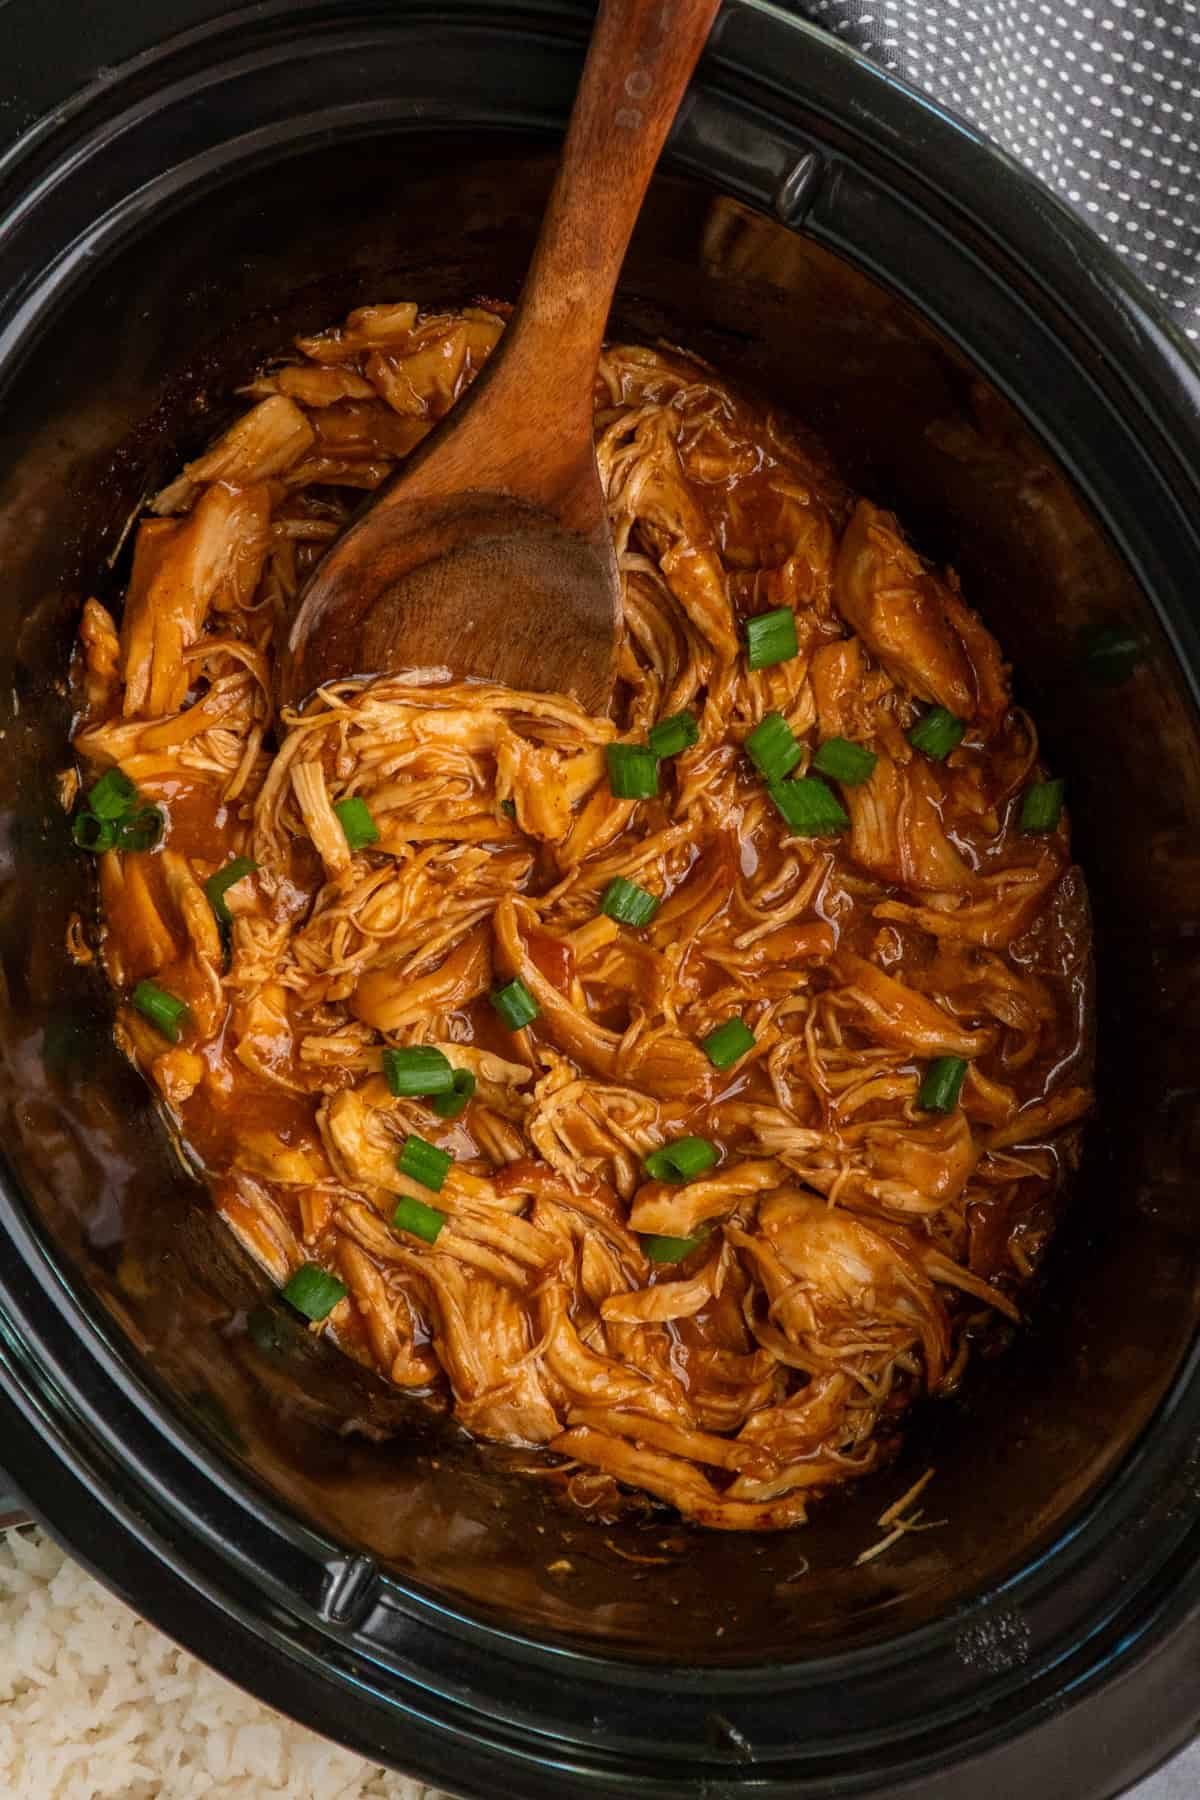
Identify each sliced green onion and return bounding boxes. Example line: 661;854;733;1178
606;743;659;800
1080;621;1142;687
205;856;256;924
397;1133;452;1193
647;711;700;758
282;1263;347;1321
114;806;165;851
643;1136;719;1184
701;1016;756;1070
907;706;965;761
490;978;539;1030
744;607;799;671
812;736;877;786
382;1045;455;1097
334;795;379;849
500;798;517;819
132;979;189;1043
642;1232;707;1264
917;1055;968;1113
768;775;850;836
430;1068;476;1120
391;1194;447;1244
600;875;659;927
88;767;138;820
72;812;116;853
1019;778;1065;833
745;712;802;782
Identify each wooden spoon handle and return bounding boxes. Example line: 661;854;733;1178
393;0;721;527
515;0;724;352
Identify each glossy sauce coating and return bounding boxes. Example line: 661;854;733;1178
72;303;1093;1530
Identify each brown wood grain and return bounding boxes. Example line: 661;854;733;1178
280;0;722;714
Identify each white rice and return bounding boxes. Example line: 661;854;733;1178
0;1530;454;1800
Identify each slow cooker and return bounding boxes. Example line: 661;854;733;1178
1;2;1199;1794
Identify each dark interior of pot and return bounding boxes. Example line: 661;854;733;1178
2;133;1199;1664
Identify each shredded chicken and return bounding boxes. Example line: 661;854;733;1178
72;302;1093;1532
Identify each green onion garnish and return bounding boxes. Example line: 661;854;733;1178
1019;779;1065;833
744;607;799;671
131;979;189;1042
600;875;659;927
500;798;517;819
642;1232;707;1264
1081;621;1142;687
768;775;850;836
812;736;877;786
71;812;116;853
397;1133;452;1193
907;706;965;761
282;1263;347;1321
701;1017;756;1070
647;711;700;758
606;743;659;800
114;806;165;851
430;1068;476;1121
88;768;138;820
917;1055;968;1113
490;978;539;1030
76;769;160;852
205;856;256;924
745;712;803;782
643;1136;719;1184
382;1045;455;1097
391;1194;447;1243
334;795;379;849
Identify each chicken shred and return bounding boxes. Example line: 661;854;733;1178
73;302;1093;1532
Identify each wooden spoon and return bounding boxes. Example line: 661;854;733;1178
279;0;723;715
